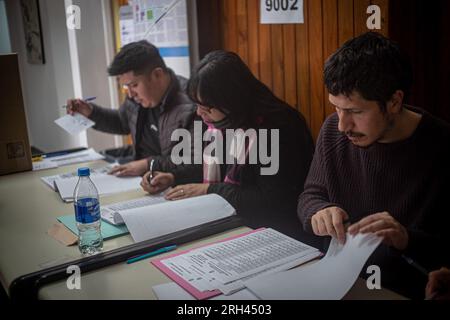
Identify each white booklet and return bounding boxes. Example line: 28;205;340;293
100;194;168;225
119;194;236;243
54;173;142;202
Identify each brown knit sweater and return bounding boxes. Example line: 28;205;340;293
298;107;450;299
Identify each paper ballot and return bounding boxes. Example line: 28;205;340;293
244;232;382;300
54;113;95;135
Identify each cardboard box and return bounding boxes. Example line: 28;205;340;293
0;54;32;175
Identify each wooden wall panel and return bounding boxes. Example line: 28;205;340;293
197;0;390;139
236;0;249;63
295;0;311;126
308;0;325;139
354;0;371;36
322;0;339;118
247;0;260;78
258;21;272;89
271;25;285;100
338;0;355;45
283;25;297;109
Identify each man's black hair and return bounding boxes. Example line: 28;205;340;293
107;40;167;76
324;32;413;111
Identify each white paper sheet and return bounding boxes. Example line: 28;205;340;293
120;194;236;243
54;174;142;202
244;233;382;300
54;113;95;135
260;0;304;24
152;282;259;300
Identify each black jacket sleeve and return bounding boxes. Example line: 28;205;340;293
89;102;131;135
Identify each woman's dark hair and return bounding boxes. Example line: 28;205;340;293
324;32;413;111
107;40;167;76
187;50;292;128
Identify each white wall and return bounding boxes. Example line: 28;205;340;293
68;0;120;151
5;0;120;153
0;0;11;53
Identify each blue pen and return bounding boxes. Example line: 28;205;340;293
62;96;97;108
126;245;177;264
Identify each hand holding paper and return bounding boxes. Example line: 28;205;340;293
55;113;95;135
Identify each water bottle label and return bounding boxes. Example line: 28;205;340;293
74;198;100;223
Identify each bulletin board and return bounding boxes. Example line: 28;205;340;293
113;0;191;78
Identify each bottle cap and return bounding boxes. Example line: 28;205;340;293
77;167;90;177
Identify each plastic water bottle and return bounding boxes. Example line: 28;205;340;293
73;167;103;255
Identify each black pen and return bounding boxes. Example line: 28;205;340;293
62;96;96;108
401;254;429;276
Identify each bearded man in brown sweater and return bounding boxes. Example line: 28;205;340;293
298;32;450;299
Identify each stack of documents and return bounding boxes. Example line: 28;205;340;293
41;164;116;190
54;173;141;202
153;228;322;299
152;230;382;300
32;148;104;171
244;232;382;300
100;194;168;225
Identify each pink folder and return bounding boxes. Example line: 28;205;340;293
152;228;265;300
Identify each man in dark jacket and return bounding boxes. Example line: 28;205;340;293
67;40;198;177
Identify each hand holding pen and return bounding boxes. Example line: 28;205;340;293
65;96;96;117
140;170;175;195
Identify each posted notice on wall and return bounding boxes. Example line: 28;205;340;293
260;0;304;24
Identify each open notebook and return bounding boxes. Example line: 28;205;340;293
118;194;236;243
58;194;236;244
100;194;168;225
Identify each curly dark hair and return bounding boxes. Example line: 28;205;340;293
107;40;167;76
324;32;413;111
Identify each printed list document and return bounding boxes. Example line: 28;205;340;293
54;113;95;135
100;194;168;225
157;228;322;296
244;232;382;300
120;194;236;243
